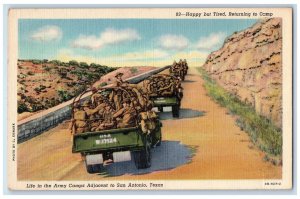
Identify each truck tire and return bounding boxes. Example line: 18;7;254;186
133;137;151;169
156;133;162;146
158;106;163;112
151;125;162;147
172;105;180;118
85;161;103;174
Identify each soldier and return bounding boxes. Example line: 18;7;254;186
179;59;183;67
113;98;137;128
174;77;183;98
95;103;116;131
113;72;124;87
69;102;89;134
109;87;123;111
90;87;103;107
158;81;174;95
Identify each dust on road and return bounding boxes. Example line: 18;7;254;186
17;68;281;180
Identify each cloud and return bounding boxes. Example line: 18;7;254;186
158;35;189;50
72;28;141;50
55;48;205;68
31;25;62;42
56;48;169;65
196;32;227;51
115;49;169;60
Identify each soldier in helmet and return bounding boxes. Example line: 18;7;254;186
94;102;116;131
69;102;89;134
90;87;104;107
113;98;137;128
183;59;188;75
113;72;124;87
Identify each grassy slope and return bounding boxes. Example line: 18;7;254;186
197;68;282;165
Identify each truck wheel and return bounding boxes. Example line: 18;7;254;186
151;125;162;147
158;107;163;112
133;138;151;169
85;161;103;174
156;133;162;146
172;105;180;118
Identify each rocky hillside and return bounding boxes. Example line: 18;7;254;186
202;18;282;128
17;59;117;114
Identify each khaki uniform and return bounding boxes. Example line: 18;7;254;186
109;89;123;110
113;105;136;128
91;93;102;106
140;111;157;133
96;108;115;130
71;110;89;134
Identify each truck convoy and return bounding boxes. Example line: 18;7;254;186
71;59;188;173
169;59;188;80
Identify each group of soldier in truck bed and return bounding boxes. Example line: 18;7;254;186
70;72;155;134
146;74;183;99
170;59;188;80
70;59;187;134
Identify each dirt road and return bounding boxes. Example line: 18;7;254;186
17;68;281;180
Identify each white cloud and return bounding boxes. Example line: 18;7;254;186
55;48;205;68
158;34;189;50
72;28;141;50
31;25;62;42
115;49;169;60
196;32;227;51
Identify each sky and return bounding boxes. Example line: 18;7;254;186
19;19;258;67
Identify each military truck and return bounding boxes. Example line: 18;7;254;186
71;87;162;173
144;74;183;118
169;59;188;81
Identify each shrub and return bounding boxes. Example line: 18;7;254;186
27;71;34;76
79;62;89;68
44;66;51;72
130;67;138;74
57;89;71;102
100;82;108;87
32;60;42;64
18;102;28;113
69;60;79;66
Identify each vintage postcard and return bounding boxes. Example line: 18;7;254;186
7;7;293;190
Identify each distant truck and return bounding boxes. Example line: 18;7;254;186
71;87;162;173
145;74;183;118
169;59;188;81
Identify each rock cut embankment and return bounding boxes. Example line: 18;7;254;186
202;18;282;127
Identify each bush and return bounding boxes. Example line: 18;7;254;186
79;62;89;68
130;67;138;74
44;66;51;72
32;60;42;64
69;60;79;66
50;60;61;66
57;89;71;102
27;71;34;76
18;102;28;113
100;82;108;87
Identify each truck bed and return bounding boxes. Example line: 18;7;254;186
72;127;145;154
150;96;179;107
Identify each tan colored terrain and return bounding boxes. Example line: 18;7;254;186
18;68;281;180
202;18;282;128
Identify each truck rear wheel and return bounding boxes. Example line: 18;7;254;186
151;124;162;147
85;161;103;174
172;105;180;118
133;137;151;169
